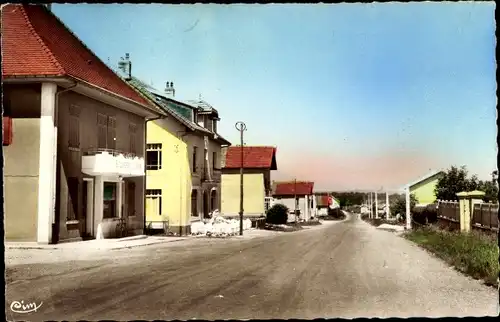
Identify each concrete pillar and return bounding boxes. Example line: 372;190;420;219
37;82;57;244
457;190;485;232
117;179;123;219
94;176;104;238
405;188;411;230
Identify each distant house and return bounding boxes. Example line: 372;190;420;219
405;170;445;206
272;181;315;221
220;146;278;218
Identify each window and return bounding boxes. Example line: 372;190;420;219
192;146;198;173
97;113;117;150
129;123;137;154
191;189;198;217
68;104;81;149
67;177;79;221
204;115;211;131
146;143;162;170
68;117;80;149
210;189;217;212
212;120;217;133
107;116;117;150
103;182;117;218
127;181;136;217
97;113;107;149
146;189;162;217
212;151;217;169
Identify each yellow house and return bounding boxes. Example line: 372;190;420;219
406;170;445;205
220;146;278;218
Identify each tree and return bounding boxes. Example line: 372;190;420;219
435;166;499;203
390;193;417;217
478;180;498;203
434;166;471;201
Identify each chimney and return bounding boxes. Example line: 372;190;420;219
118;53;132;81
164;81;175;97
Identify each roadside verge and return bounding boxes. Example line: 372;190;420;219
403;226;499;288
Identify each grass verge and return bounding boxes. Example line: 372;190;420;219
404;226;499;287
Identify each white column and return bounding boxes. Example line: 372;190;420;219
37;82;57;244
117;179;123;218
305;195;309;221
94;176;104;238
375;192;379;219
405;187;411;230
385;191;390;219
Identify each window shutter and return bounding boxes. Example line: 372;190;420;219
2;116;13;146
97;113;107;149
107;116;117;150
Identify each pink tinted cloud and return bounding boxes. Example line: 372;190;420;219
273;149;446;191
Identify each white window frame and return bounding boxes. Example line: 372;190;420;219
146;143;162;170
146;189;162;217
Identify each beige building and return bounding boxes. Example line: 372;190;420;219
2;4;164;243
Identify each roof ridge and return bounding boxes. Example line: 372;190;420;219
20;5;65;75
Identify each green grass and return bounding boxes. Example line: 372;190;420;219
404;227;499;287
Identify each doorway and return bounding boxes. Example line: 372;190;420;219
82;178;94;239
191;189;198;219
203;190;210;218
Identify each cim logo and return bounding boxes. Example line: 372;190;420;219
10;300;43;314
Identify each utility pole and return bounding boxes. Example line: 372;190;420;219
235;121;246;236
369;192;372;219
294;178;298;222
405;187;411;230
385;190;390;219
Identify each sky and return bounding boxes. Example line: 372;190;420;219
52;3;497;191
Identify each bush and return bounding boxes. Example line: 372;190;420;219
412;203;438;226
327;208;343;218
266;204;288;225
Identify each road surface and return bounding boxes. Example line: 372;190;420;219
5;214;497;320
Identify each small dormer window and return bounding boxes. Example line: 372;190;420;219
212;119;217;133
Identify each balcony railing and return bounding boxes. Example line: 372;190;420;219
202;167;221;182
84;148;139;158
82;148;144;177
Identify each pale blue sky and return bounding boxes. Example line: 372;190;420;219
52;3;497;190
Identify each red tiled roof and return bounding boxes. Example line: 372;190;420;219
1;4;151;107
224;146;277;169
274;181;314;196
317;195;330;207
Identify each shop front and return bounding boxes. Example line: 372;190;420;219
82;150;145;239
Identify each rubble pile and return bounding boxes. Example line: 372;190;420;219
191;216;252;238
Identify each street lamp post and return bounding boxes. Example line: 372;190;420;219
235;121;246;236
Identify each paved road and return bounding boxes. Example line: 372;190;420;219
5;214;497;320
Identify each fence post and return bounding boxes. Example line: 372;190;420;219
456;192;471;233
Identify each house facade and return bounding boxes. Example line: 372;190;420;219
121;74;231;233
272;181;315;221
406;170;445;206
2;5;164;243
220;146;278;218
